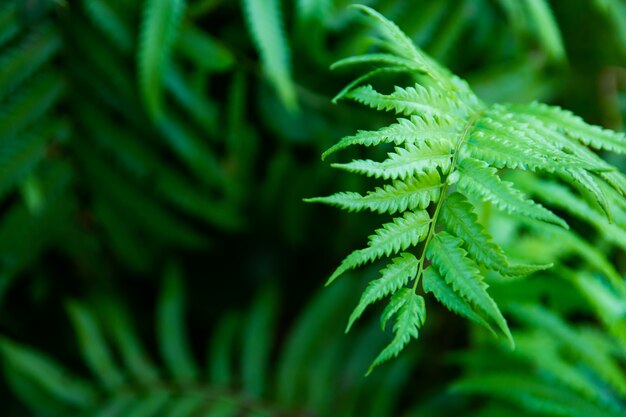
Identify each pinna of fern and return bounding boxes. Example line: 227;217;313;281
307;4;626;373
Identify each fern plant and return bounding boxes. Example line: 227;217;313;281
308;5;626;372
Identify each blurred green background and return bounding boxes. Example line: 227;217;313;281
1;0;626;416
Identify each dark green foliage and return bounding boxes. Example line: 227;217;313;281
1;273;419;417
1;1;626;416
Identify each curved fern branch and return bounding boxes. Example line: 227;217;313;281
307;4;626;372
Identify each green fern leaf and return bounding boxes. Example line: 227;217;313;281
349;5;418;62
157;264;198;381
321;115;458;160
508;101;626;154
0;22;60;100
347;4;455;90
0;337;97;408
601;170;626;197
327;210;430;284
306;170;441;214
564;168;612;219
330;53;422;72
486;105;614;172
137;0;185;121
0;118;66;200
457;158;567;228
519;177;626;250
523;0;566;62
296;0;331;23
242;288;277;396
441;192;549;276
427;232;513;346
347;253;419;332
66;302;126;389
82;0;133;53
472;111;610;172
242;0;297;109
333;141;453;180
344;84;469;119
369;288;425;374
176;24;234;72
101;301;160;385
422;266;494;332
0;72;64;139
441;192;509;268
464;126;556;171
331;66;408;103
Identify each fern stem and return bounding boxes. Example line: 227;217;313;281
412;110;484;292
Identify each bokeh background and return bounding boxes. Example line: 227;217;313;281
2;0;626;416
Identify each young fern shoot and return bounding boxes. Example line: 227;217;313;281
307;5;626;373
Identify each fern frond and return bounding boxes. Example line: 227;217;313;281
306;170;441;214
0;22;60;100
330;53;423;72
165;63;218;136
519;177;626;250
310;4;626;371
332;140;453;180
176;24;234;72
601;170;626;197
327;210;430;284
242;0;296;109
321;115;458;160
427;232;513;346
82;0;133;53
349;5;418;62
441;192;509;269
347;4;452;88
487;105;616;172
473;111;612;172
332;65;412;103
296;0;331;24
464;127;557;170
157;265;199;381
67;302;126;389
0;72;65;139
137;0;185;121
369;288;425;373
523;0;566;62
508;101;626;154
100;301;160;384
457;158;567;228
347;253;419;332
0;337;97;408
441;192;550;276
0;118;66;200
422;266;494;332
242;287;277;396
344;84;469;119
564;168;612;219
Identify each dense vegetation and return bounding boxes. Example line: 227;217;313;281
1;0;626;416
